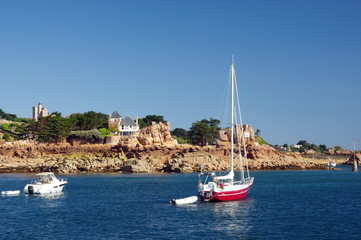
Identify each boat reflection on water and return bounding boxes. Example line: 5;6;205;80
208;198;255;236
25;192;66;208
37;192;65;199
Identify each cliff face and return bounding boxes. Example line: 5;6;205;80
0;123;334;174
118;122;177;149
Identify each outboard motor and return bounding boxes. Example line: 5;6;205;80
28;186;34;194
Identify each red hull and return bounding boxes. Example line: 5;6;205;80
199;184;252;202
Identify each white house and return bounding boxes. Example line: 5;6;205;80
119;116;139;136
108;111;139;136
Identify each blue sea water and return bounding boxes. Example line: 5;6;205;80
1;166;360;240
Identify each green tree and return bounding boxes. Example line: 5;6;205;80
69;111;108;131
255;129;261;137
141;115;166;126
0;108;17;121
319;144;328;153
334;146;343;151
50;111;62;117
15;124;28;139
171;128;188;138
137;118;147;129
299;146;306;153
187;118;220;146
309;144;320;152
28;116;70;143
171;128;188;144
297;140;310;150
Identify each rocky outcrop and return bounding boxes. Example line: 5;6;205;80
344;153;361;165
217;124;255;148
0;123;336;173
328;147;353;155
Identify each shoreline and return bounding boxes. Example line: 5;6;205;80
0;156;339;174
0;140;351;174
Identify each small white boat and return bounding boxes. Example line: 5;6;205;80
170;196;198;205
327;161;336;167
24;172;67;194
1;190;20;196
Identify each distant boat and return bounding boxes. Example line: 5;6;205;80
352;139;358;172
24;172;67;194
327;161;336;167
197;57;254;202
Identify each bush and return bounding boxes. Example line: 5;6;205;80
99;128;110;137
10;123;20;128
3;133;11;141
14;118;32;123
1;123;10;131
175;137;187;144
68;129;104;142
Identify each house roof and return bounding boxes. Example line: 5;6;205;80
110;111;121;118
120;116;137;126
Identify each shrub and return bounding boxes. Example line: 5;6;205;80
3;133;11;141
176;137;187;144
68;129;104;142
1;123;10;131
99;128;110;137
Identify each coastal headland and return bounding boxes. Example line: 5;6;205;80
0;122;354;174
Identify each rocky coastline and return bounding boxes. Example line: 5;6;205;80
0;122;347;174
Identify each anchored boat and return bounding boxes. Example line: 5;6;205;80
1;190;20;196
327;161;336;167
198;57;254;202
170;196;198;205
24;172;67;194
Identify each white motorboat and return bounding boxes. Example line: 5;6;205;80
327;161;336;167
24;172;67;194
1;190;20;196
170;196;198;205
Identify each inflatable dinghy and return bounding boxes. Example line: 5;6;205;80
170;196;198;205
1;190;20;196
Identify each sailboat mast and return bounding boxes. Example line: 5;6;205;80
230;58;235;173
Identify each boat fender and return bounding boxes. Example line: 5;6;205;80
28;186;34;194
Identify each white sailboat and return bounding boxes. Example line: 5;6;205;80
198;57;254;202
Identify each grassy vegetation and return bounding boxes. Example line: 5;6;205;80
175;137;187;144
256;136;268;145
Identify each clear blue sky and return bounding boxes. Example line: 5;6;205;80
1;0;360;149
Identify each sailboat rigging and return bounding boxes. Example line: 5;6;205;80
198;57;254;202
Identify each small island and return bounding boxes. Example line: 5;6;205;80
0;107;359;174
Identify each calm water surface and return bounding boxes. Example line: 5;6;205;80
1;166;360;239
